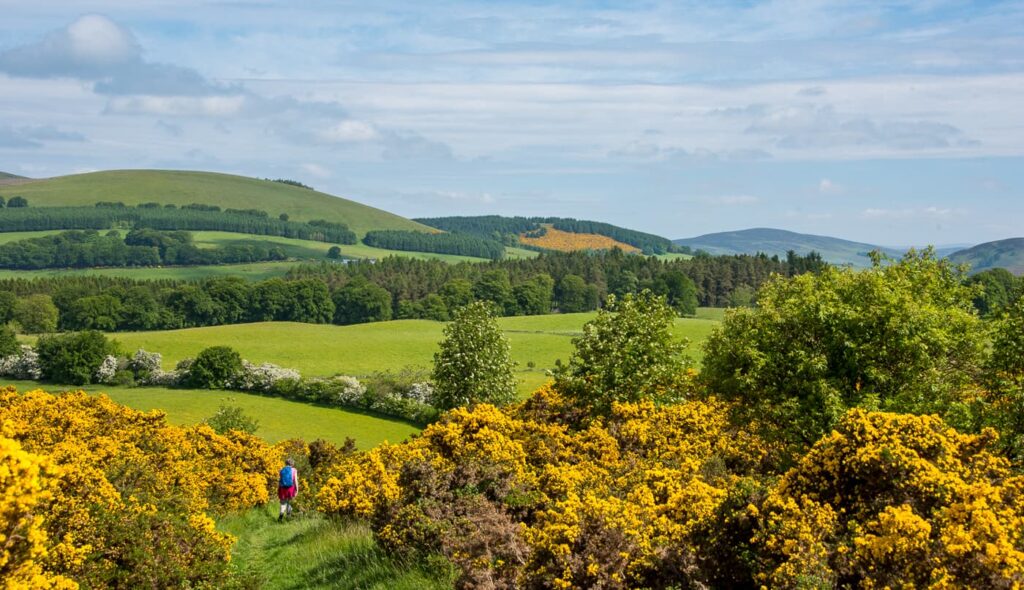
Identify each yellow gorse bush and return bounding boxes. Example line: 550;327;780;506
754;409;1024;589
318;384;768;588
0;387;283;587
317;384;1024;589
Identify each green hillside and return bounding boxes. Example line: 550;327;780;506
948;238;1024;275
2;169;431;237
0;171;25;180
674;227;902;267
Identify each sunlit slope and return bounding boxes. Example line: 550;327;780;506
6;169;432;237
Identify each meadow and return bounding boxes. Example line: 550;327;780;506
99;310;722;394
0;379;419;448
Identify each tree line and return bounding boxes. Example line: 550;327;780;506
0;229;288;270
362;229;506;259
0;203;357;243
414;214;686;254
0;248;828;334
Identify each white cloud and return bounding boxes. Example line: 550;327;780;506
105;95;248;117
0;14;139;77
300;163;332;179
318;120;380;143
818;178;842;194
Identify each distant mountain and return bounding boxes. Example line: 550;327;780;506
948;238;1024;275
0;171;26;181
674;228;904;267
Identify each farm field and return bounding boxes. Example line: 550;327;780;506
97;311;722;394
3;169;432;237
0;379;419;448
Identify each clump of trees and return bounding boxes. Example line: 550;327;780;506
0;203;356;243
363;229;506;260
0;229;289;270
702;249;984;452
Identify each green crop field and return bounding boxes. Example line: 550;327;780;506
0;260;305;282
100;311;721;394
2;169;432;237
0;379;419;448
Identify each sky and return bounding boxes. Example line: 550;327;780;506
0;1;1022;246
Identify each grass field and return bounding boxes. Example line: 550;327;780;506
101;311;722;394
220;507;452;590
0;379;418;448
3;169;432;237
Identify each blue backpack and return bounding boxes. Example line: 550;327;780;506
279;466;294;487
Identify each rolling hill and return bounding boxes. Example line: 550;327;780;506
0;169;431;237
948;238;1024;275
0;171;25;180
674;228;904;267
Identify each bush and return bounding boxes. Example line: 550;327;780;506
555;290;692;416
701;249;985;452
204;403;260;435
432;302;516;410
128;348;163;377
232;360;301;392
185;346;243;389
0;345;41;380
0;324;18;357
36;331;119;385
13;294;58;334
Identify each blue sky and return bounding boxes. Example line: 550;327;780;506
0;1;1022;245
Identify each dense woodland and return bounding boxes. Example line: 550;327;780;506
0;250;825;333
415;215;686;254
0;203;357;243
362;229;506;259
0;229;288;270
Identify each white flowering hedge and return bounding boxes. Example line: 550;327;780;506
0;345;41;380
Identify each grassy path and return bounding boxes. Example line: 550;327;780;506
220;506;452;590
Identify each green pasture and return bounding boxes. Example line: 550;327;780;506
4;169;430;237
104;311;721;395
0;379;418;448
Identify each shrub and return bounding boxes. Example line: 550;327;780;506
0;324;19;357
432;301;516;410
233;360;301;392
13;294;58;334
0;345;41;380
127;348;163;377
555;290;692;416
94;355;120;384
36;331;119;385
185;346;242;389
205;403;260;435
702;249;985;452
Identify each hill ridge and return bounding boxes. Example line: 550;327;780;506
948;237;1024;275
674;227;904;267
1;169;431;237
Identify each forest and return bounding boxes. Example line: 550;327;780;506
0;203;357;243
362;229;506;259
415;215;686;254
0;229;288;270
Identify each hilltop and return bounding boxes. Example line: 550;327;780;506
0;169;431;237
0;171;25;180
674;227;905;267
948;238;1024;275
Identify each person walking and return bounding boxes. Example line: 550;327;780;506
278;458;299;521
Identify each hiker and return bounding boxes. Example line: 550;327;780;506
278;458;299;521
